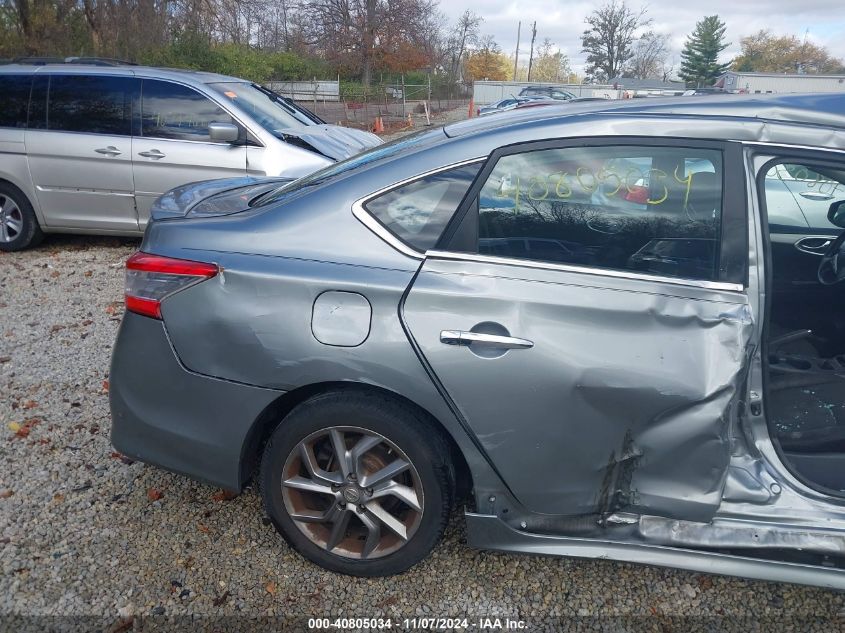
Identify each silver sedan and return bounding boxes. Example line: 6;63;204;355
110;93;845;587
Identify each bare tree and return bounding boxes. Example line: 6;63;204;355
0;0;475;85
445;10;482;82
581;0;650;81
626;31;669;79
7;0;81;55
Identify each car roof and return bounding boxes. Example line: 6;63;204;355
446;93;845;139
0;63;245;86
521;86;574;93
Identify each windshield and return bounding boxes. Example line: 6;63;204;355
208;82;319;136
255;128;442;207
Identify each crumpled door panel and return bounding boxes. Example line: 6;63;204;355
403;257;754;521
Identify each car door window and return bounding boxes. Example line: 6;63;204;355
765;163;842;230
475;144;724;281
47;75;135;135
363;162;482;251
0;75;32;128
142;80;234;142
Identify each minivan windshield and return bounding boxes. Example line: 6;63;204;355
208;82;320;136
254;128;442;207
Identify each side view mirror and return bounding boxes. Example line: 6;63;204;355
208;122;240;143
829;200;845;228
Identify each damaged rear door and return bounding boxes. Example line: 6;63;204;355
402;138;753;522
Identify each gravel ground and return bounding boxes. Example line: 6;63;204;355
1;238;844;626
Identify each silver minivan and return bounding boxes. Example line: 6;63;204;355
0;62;381;250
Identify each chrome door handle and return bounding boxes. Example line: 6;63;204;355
440;330;534;350
799;191;834;201
138;149;166;159
95;146;122;156
795;236;833;255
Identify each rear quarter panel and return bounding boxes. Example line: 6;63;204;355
147;171;509;493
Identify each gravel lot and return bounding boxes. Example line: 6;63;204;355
1;240;845;627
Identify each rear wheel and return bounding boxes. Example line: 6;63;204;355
260;391;454;576
0;183;42;252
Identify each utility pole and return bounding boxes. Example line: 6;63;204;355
527;21;537;83
798;28;809;74
513;21;521;80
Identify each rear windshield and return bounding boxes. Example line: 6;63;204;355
254;128;443;207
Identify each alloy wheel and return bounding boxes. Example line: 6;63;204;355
0;195;23;243
281;426;424;560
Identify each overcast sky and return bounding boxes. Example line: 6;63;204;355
441;0;845;75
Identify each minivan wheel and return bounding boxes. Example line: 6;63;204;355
0;183;42;252
260;391;454;576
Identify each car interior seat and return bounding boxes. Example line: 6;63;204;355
766;327;845;491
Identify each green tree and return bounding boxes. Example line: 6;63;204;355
531;38;572;82
679;15;731;87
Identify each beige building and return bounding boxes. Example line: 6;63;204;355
719;71;845;94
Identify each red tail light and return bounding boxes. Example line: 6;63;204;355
124;252;218;319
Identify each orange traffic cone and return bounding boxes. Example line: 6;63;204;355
373;116;385;133
468;98;475;119
407;113;413;127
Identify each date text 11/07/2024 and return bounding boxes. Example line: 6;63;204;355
307;617;528;630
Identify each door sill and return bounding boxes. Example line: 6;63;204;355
465;512;845;589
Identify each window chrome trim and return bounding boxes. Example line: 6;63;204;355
741;141;845;155
353;156;744;293
424;250;746;293
351;157;486;259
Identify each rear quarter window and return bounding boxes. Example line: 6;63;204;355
363;162;482;252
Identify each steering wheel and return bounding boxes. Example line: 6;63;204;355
818;230;845;285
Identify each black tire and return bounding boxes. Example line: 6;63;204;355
260;390;454;576
0;182;42;252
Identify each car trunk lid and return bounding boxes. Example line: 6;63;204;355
149;177;294;222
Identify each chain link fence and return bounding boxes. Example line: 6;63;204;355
267;79;470;132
